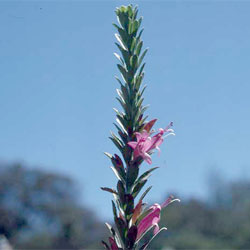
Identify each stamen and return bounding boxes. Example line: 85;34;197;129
163;132;175;139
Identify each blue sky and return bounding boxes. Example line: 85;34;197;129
1;1;250;220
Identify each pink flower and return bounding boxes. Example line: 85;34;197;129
128;120;174;164
137;203;161;240
109;237;118;250
136;196;180;240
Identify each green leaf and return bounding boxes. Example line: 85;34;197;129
113;122;124;136
140;85;147;97
117;180;126;205
136;97;144;110
104;152;112;159
117;27;129;47
139;186;152;202
117;13;126;30
110;132;124;152
139;115;148;127
138;48;148;67
112;23;120;30
116;97;129;114
122;145;133;164
115;217;126;243
137;28;144;41
138;62;146;76
136;167;159;183
128;19;133;35
140;105;149;116
132;180;147;199
115;43;130;68
115;33;127;50
101;187;118;195
107;154;126;183
127;164;139;191
109;137;123;154
132;20;139;34
115;112;128;129
111;166;123;182
114;52;124;65
124;194;134;217
117;64;128;83
115;76;123;86
132;7;138;20
120;83;130;104
130;37;137;53
112;200;117;218
130;54;138;69
138;17;143;29
114;112;127;128
136;40;143;57
135;74;144;91
105;222;116;237
127;5;133;17
113;193;125;217
133;107;142;127
113;154;124;167
120;5;127;12
116;89;125;103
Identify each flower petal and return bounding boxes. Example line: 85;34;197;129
161;195;180;208
153;223;160;235
144;119;157;133
135;132;143;141
143;152;152;164
137;204;161;240
128;141;138;149
132;200;142;224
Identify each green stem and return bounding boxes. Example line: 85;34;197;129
106;5;148;249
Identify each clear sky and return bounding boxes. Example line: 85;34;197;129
1;1;250;220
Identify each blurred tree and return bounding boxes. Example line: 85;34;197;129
149;178;250;249
1;162;249;249
0;163;107;249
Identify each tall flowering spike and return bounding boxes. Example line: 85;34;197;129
102;5;179;249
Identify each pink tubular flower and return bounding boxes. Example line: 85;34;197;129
136;196;180;240
136;203;161;240
128;120;174;164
